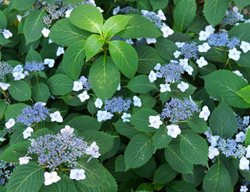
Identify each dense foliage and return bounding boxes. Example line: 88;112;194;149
1;0;250;191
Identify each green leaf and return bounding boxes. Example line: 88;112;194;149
173;0;197;31
32;82;50;103
124;133;154;170
85;34;104;61
180;131;208;165
237;85;250;104
48;74;73;95
69;4;103;34
61;44;85;80
153;164;177;184
113;119;139;139
234;0;250;9
186;115;208;133
128;75;157;93
0;142;29;163
209;102;237;138
75;160;117;192
9;80;32;102
204;70;250;108
118;15;161;38
149;0;169;11
203;161;232;192
245;128;250;146
50;19;87;47
155;38;178;61
204;0;230;26
89;56;120;99
152;128;172;150
7;163;44;192
10;0;34;11
229;23;250;42
24;10;46;43
5;103;27;120
67;115;101;131
103;15;131;38
0;10;7;29
164;142;193;174
167;181;196;192
130;108;158;133
26;48;42;62
109;40;138;79
0;99;7;121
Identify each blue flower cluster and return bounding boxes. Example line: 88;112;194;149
207;32;240;49
104;97;131;113
16;103;49;126
221;10;244;26
141;10;163;28
180;42;199;59
0;160;15;186
28;132;88;170
161;97;199;123
24;61;45;72
0;61;13;80
217;138;245;158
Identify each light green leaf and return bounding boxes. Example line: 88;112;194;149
234;0;250;9
0;99;7;121
125;133;154;169
9;80;32;102
25;48;42;62
0;10;7;29
69;4;103;34
152;128;172;150
128;75;157;93
32;82;50;102
109;40;138;79
85;34;104;61
89;56;120;99
48;74;73;95
149;0;169;11
67;115;101;131
5;103;27;120
10;0;34;11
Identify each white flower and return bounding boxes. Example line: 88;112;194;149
97;110;113;122
154;63;161;70
41;28;50;38
60;125;74;135
196;57;208;68
86;142;101;158
112;6;120;15
70;169;86;181
125;39;134;44
246;145;250;158
133;96;142;107
56;47;65;56
205;25;215;34
94;98;103;108
121;112;131;122
199;30;210;41
73;81;83;91
44;58;55;68
65;9;73;18
0;82;10;91
78;91;90;102
240;41;250;53
146;38;157;44
198;42;211;52
240;185;248;192
228;48;241;61
44;171;61;186
148;70;157;82
208;146;219;159
208;135;220;147
199;106;210;121
23;127;34;139
233;70;243;78
243;116;250;125
16;15;22;22
160;83;171;93
236;132;246;143
50;111;63;123
79;76;88;84
48;39;53;44
166;124;181;138
2;29;12;39
184;65;193;75
19;156;32;165
161;23;174;38
117;83;121;90
173;51;181;58
175;42;185;48
239;156;250;170
177;81;189;92
148;115;162;129
5;118;15;129
157;10;166;20
13;65;25;80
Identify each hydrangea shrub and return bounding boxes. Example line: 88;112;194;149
1;0;250;191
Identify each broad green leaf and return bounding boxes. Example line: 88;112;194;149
155;38;178;61
103;15;131;38
180;131;208;165
89;56;120;99
166;181;196;192
113;119;139;139
0;10;7;29
152;128;172;150
153;164;177;184
25;48;42;62
164;142;193;174
209;102;237;137
203;162;232;192
32;82;50;102
48;74;73;95
204;0;230;26
69;4;103;34
67;115;101;131
186;115;208;133
0;99;7;121
173;0;197;31
61;44;85;80
7;163;44;192
75;160;117;192
234;0;250;9
245;128;250;146
24;10;46;43
118;15;161;38
109;40;138;79
128;75;157;93
85;34;104;61
229;23;250;42
5;103;27;120
204;70;250;108
183;166;206;187
137;0;152;10
50;19;87;47
124;133;154;169
9;80;32;102
133;158;156;179
149;0;169;11
10;0;34;11
130;108;158;133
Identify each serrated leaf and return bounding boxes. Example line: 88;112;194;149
9;80;32;102
153;164;177;184
10;0;34;11
32;82;50;102
85;34;104;61
186;115;208;133
48;74;73;95
67;115;101;131
113;119;139;139
237;85;250;104
152;128;172;151
5;103;27;120
128;75;157;93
